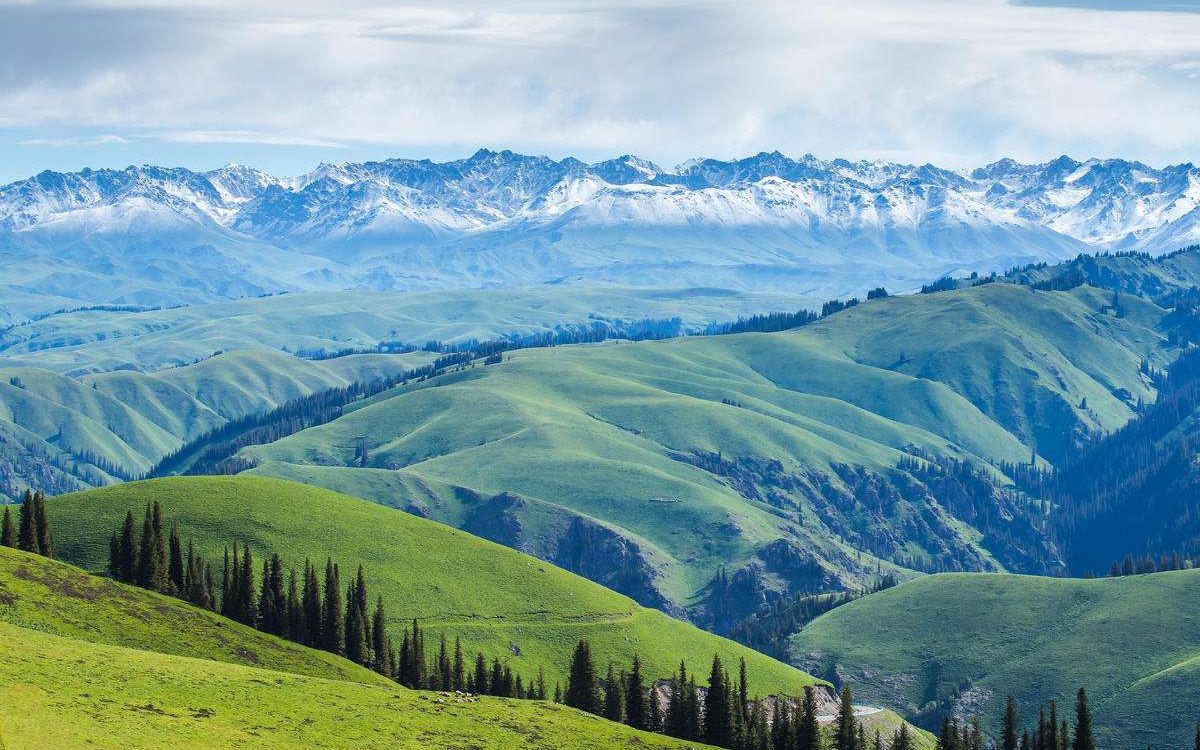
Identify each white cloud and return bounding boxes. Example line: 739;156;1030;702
18;133;129;146
1;0;1200;167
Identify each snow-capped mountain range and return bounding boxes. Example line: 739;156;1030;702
3;149;1199;319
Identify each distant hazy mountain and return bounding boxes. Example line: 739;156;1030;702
3;149;1198;318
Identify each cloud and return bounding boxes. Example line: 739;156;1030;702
156;130;347;148
19;133;129;146
2;0;1200;168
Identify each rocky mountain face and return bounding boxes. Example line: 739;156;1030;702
2;150;1198;318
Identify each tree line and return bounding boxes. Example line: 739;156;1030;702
0;489;53;558
104;503;548;695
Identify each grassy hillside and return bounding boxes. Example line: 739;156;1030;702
47;475;821;697
788;570;1200;748
0;620;710;750
231;282;1169;616
0;286;813;374
0;350;429;499
0;545;385;685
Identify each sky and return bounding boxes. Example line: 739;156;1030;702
2;0;1200;183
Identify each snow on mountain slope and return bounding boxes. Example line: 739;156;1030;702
1;149;1196;318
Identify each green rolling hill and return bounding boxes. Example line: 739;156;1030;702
223;281;1174;624
788;569;1200;749
0;349;431;498
46;475;821;697
0;546;714;750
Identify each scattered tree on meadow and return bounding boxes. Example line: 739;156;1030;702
565;639;600;715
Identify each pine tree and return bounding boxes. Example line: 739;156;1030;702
17;490;37;554
666;666;685;738
684;676;701;741
769;699;789;750
836;686;857;750
301;559;321;647
136;504;156;588
33;491;51;558
604;663;624;723
893;723;913;750
221;546;233;617
702;654;733;748
259;553;286;635
203;561;216;611
1047;700;1060;750
797;685;821;750
435;633;451;690
472;652;487;695
1003;695;1020;750
1065;691;1088;746
625;654;647;730
452;637;466;691
648;685;662;733
167;522;184;595
554;681;562;704
371;596;390;676
237;543;255;626
321;559;344;655
1;506;14;548
565;639;600;715
937;717;958;750
285;568;302;640
737;658;749;728
150;502;167;591
344;565;369;666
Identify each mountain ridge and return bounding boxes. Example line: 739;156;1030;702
5;150;1199;319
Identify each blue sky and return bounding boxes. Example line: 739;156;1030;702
2;0;1200;183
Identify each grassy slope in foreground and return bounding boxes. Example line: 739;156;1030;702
0;545;384;686
789;570;1200;748
47;475;821;696
0;620;708;750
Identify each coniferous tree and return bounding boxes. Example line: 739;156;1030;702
285;568;302;640
536;665;547;700
769;699;789;750
625;654;647;730
371;596;390;676
221;546;233;617
258;553;286;635
18;490;37;554
167;521;184;595
237;543;255;626
302;560;321;648
117;510;137;582
203;560;215;611
737;658;749;728
1003;695;1020;750
136;504;156;588
604;663;624;723
684;676;701;742
321;559;344;655
452;637;466;691
1194;722;1199;750
1;506;14;548
554;681;563;704
857;721;868;750
150;502;167;591
32;491;51;558
703;654;733;748
893;723;913;750
472;652;487;694
937;717;959;750
435;633;451;690
797;685;821;750
1021;729;1031;750
1047;701;1060;750
565;639;600;715
648;686;662;733
666;662;689;739
836;686;857;750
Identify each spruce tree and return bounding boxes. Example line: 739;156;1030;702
1047;701;1060;750
344;565;369;665
937;717;959;750
136;504;156;588
302;559;321;648
150;502;167;591
554;681;562;704
452;637;466;691
666;666;685;738
472;652;487;695
221;546;233;617
435;632;451;690
625;654;647;730
1;506;14;548
1003;695;1020;750
32;491;51;558
702;654;733;748
371;596;390;676
797;685;821;750
565;639;600;715
893;723;913;750
604;663;624;723
18;490;37;554
684;676;701;741
648;686;662;733
321;559;344;655
237;543;256;626
769;699;789;750
258;553;286;635
836;686;857;750
167;522;184;595
285;568;302;640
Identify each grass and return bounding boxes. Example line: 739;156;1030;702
47;475;822;697
0;545;385;686
237;283;1171;604
0;619;716;750
788;569;1200;748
